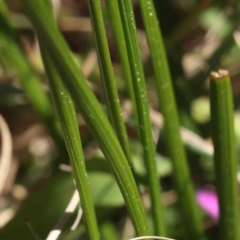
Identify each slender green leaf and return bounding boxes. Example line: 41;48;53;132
114;0;165;235
210;69;240;240
87;0;132;166
22;0;149;236
139;1;204;239
105;0;137;120
39;44;100;239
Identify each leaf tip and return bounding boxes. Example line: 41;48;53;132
210;69;229;80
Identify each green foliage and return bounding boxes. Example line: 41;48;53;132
1;0;240;240
21;0;149;236
40;48;100;238
210;70;240;240
139;0;204;238
114;0;166;234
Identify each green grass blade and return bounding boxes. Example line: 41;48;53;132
105;0;137;120
87;0;132;165
210;70;240;240
22;0;149;236
139;1;204;239
39;43;100;240
0;2;62;143
115;0;165;235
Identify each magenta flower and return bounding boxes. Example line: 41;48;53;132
196;189;219;220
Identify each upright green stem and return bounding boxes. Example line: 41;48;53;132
115;0;165;235
22;0;150;236
105;0;137;120
38;41;100;240
87;0;132;166
139;0;204;239
210;69;240;240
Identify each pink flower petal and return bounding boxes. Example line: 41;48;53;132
196;189;219;220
